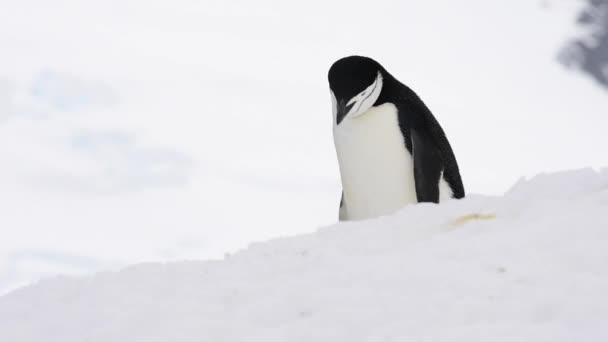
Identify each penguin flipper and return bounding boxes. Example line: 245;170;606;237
411;128;443;203
339;191;347;221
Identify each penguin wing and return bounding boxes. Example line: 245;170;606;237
339;191;347;221
411;128;443;203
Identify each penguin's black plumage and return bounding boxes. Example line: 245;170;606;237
328;56;464;221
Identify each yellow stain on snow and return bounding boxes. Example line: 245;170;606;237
450;213;497;227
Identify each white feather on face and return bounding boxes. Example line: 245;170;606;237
330;89;338;122
344;72;383;119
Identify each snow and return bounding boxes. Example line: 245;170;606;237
1;168;608;341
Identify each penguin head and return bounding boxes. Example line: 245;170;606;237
328;56;384;125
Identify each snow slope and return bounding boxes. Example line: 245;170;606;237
1;168;607;341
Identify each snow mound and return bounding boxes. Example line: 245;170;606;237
1;169;608;342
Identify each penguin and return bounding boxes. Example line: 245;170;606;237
328;56;465;221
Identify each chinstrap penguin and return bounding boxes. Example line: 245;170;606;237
328;56;465;221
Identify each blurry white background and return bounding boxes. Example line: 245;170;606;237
0;0;607;294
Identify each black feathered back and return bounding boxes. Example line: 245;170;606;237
374;64;465;199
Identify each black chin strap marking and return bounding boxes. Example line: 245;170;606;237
353;74;380;115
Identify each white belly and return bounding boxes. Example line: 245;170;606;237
333;103;452;221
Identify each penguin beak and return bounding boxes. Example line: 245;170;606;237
336;99;354;125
